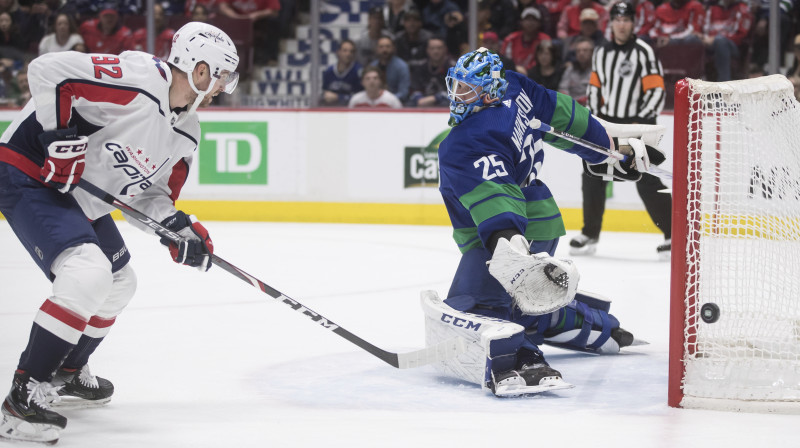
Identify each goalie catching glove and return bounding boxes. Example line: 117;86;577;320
159;211;214;271
584;137;666;182
487;234;579;315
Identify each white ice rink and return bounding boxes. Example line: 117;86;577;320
1;220;797;447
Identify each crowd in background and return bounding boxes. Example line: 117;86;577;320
325;0;800;108
0;0;799;108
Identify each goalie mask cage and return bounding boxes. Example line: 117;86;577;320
669;75;800;413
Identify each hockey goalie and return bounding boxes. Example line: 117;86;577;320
423;47;658;397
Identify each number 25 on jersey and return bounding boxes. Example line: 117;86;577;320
474;155;508;180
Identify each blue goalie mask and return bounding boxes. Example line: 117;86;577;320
446;47;508;126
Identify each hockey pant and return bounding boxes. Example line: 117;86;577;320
1;163;136;381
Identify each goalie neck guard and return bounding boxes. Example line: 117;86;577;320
446;48;508;127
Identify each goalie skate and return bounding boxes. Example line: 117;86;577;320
491;363;574;397
51;365;114;409
0;373;66;445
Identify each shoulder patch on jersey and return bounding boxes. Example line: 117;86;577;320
503;99;512;108
152;57;167;81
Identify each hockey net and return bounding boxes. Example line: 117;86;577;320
669;75;800;413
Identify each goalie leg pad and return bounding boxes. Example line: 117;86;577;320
538;291;626;354
421;290;527;390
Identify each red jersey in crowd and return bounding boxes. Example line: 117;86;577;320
634;0;657;37
538;0;571;15
703;1;752;45
218;0;280;14
557;2;607;38
79;19;133;54
650;0;705;39
502;31;551;71
131;28;176;61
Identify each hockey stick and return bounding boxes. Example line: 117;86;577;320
77;179;465;369
529;118;673;181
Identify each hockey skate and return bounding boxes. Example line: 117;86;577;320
52;365;114;409
0;372;67;445
568;234;598;256
490;362;574;397
657;239;671;261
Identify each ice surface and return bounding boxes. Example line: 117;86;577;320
1;221;796;447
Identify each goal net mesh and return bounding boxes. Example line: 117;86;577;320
680;75;800;411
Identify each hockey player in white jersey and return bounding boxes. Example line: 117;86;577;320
0;22;238;444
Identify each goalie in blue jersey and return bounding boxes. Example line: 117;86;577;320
422;48;663;397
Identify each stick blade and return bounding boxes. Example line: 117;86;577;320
395;338;467;369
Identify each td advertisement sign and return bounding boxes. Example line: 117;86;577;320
198;122;268;185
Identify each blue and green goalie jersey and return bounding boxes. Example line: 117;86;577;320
439;70;611;253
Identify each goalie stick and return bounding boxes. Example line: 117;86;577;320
77;179;466;369
529;118;673;181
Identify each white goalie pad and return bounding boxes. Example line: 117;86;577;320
487;235;579;315
421;290;524;390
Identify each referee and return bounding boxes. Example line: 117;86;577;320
570;1;672;259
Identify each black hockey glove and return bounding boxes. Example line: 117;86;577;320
160;211;213;271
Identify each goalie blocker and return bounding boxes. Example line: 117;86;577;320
584;118;667;182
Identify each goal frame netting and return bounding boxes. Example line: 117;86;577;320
669;75;800;414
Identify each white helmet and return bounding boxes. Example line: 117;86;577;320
168;22;239;115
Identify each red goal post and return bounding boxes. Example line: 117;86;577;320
669;75;800;413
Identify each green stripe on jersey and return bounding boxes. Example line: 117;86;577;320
545;93;590;150
469;195;526;226
459;181;524;209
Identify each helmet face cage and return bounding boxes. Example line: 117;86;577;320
168;22;240;95
446;48;507;126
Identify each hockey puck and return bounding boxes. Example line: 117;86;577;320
700;303;720;323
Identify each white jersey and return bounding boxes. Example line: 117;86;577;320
0;50;199;224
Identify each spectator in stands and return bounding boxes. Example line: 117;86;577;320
557;0;606;40
787;34;800;78
8;65;28;106
538;0;569;37
190;4;212;21
321;39;363;106
628;0;656;41
748;62;765;78
790;75;800;101
370;35;410;102
422;0;460;37
131;3;174;60
79;8;132;54
650;0;703;48
563;8;606;62
383;0;413;36
558;36;593;105
0;10;27;64
501;7;551;76
702;0;751;82
395;8;432;65
218;0;280;65
185;1;217;18
484;0;517;40
407;36;453;107
38;12;84;55
481;31;514;70
356;6;393;66
528;39;564;90
443;8;468;56
750;0;793;69
348;65;402;108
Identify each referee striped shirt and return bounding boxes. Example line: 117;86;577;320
587;37;665;121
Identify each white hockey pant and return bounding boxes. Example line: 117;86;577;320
41;243;137;344
421;290;527;392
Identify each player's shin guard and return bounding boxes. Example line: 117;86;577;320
422;290;535;392
540;291;634;353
